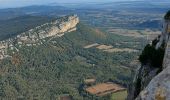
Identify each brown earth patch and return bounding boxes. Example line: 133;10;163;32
85;82;126;96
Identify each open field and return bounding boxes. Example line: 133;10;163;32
111;90;127;100
84;43;99;49
96;45;113;50
59;95;72;100
103;48;138;53
108;28;161;41
85;82;126;96
85;44;138;53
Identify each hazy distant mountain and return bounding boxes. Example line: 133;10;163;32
0;5;72;20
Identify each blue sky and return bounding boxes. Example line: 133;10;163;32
0;0;138;8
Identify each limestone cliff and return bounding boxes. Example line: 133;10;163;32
128;11;170;100
0;14;79;59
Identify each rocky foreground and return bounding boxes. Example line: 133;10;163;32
128;11;170;100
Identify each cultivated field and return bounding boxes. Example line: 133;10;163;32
96;45;113;50
111;90;127;100
103;48;138;53
84;44;138;53
84;43;99;49
108;28;161;41
85;82;126;96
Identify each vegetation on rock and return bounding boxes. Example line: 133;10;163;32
164;10;170;20
139;44;165;68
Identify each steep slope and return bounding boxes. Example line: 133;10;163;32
128;10;170;100
136;11;170;100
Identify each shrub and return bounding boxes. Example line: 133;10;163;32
139;44;165;68
164;10;170;20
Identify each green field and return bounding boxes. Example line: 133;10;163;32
111;90;127;100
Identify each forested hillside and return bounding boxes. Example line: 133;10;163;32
0;22;144;99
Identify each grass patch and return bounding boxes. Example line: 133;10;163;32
111;90;127;100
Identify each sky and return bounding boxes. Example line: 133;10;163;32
0;0;138;8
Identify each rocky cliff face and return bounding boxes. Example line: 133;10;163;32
128;11;170;100
136;18;170;100
156;19;170;49
0;14;79;59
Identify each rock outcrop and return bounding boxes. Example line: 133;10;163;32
0;14;79;59
128;11;170;100
136;20;170;99
156;19;170;49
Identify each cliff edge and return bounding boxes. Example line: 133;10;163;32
128;10;170;100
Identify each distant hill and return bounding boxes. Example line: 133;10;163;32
0;5;72;20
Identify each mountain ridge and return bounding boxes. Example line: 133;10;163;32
0;14;79;60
